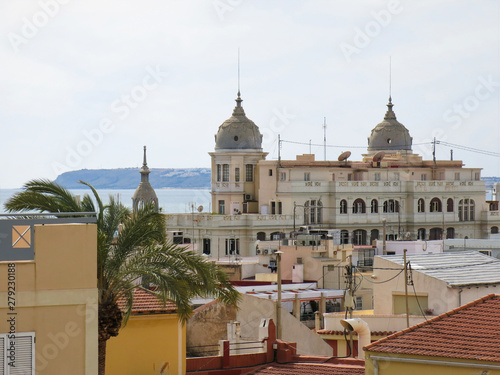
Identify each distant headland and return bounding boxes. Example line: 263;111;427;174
54;168;211;189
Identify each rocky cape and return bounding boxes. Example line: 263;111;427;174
54;168;211;189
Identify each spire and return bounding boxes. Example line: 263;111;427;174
232;91;245;116
384;96;397;120
140;145;150;181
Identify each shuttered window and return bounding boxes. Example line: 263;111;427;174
0;332;35;375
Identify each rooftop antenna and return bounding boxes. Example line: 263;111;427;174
323;117;327;161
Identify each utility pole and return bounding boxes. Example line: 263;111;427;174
276;250;283;339
345;256;355;356
404;249;410;328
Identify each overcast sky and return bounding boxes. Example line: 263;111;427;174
0;0;499;188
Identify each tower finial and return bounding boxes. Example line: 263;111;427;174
143;145;147;168
389;56;392;100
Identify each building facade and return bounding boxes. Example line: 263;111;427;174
165;94;500;257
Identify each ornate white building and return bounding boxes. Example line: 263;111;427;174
165;93;500;257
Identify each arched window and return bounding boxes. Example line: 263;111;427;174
340;200;348;214
430;198;442;212
417;228;426;240
429;228;442;240
340;230;349;244
447;198;454;212
491;226;499;234
383;199;400;213
257;232;266;241
271;232;284;240
353;229;367;245
417;198;425;213
371;199;378;213
446;227;455;239
352;199;366;214
370;229;379;243
304;200;322;224
458;199;475;221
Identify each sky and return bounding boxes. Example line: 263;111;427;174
0;0;499;188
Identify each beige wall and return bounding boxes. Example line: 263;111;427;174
0;223;98;375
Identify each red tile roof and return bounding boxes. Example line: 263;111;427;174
365;294;500;362
117;288;177;314
317;330;395;337
247;362;365;375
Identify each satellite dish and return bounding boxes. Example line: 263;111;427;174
197;205;203;212
373;151;386;162
338;151;351;161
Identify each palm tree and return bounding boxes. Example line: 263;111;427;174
5;179;239;375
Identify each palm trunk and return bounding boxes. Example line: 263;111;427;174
98;339;107;375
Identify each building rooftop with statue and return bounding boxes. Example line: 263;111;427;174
163;91;500;259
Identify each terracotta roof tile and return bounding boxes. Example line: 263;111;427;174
247;362;365;375
365;294;500;362
317;330;395;336
116;288;177;314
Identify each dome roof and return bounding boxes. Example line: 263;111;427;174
215;93;262;151
368;98;412;152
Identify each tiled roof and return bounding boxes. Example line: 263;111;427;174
247;362;365;375
365;294;500;362
378;251;500;287
116;288;177;314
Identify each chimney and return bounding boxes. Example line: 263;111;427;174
340;318;371;359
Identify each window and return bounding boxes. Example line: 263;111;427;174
271;201;282;215
454;172;460;181
217;164;222;182
459;199;475;221
269;169;273;177
417;228;426;240
355;296;363;310
430;198;442;212
235;167;240;182
383;199;399;213
203;238;211;255
332;173;335;181
0;332;35;374
371;199;378;213
271;232;284;240
347;174;352;181
446;227;455;239
417;198;425;213
257;232;266;241
447;198;454;212
421;174;427;181
492;226;499;234
475;172;480;181
280;172;287;181
374;173;380;181
222;164;229;182
304;200;322;224
370;229;379;243
245;164;254;182
340;230;349;244
352;199;366;214
340;199;348;214
225;238;239;255
353;229;367;245
218;200;225;214
304;172;310;181
429;227;443;240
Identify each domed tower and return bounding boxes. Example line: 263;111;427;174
132;146;159;213
367;97;412;154
209;92;267;215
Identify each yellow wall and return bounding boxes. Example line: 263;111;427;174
365;353;500;375
0;223;98;375
106;314;186;375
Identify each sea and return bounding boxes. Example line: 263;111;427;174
0;188;211;214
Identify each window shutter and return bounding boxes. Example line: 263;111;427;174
7;333;34;375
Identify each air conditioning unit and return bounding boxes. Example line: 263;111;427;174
245;194;252;200
263;249;269;255
256;249;261;254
